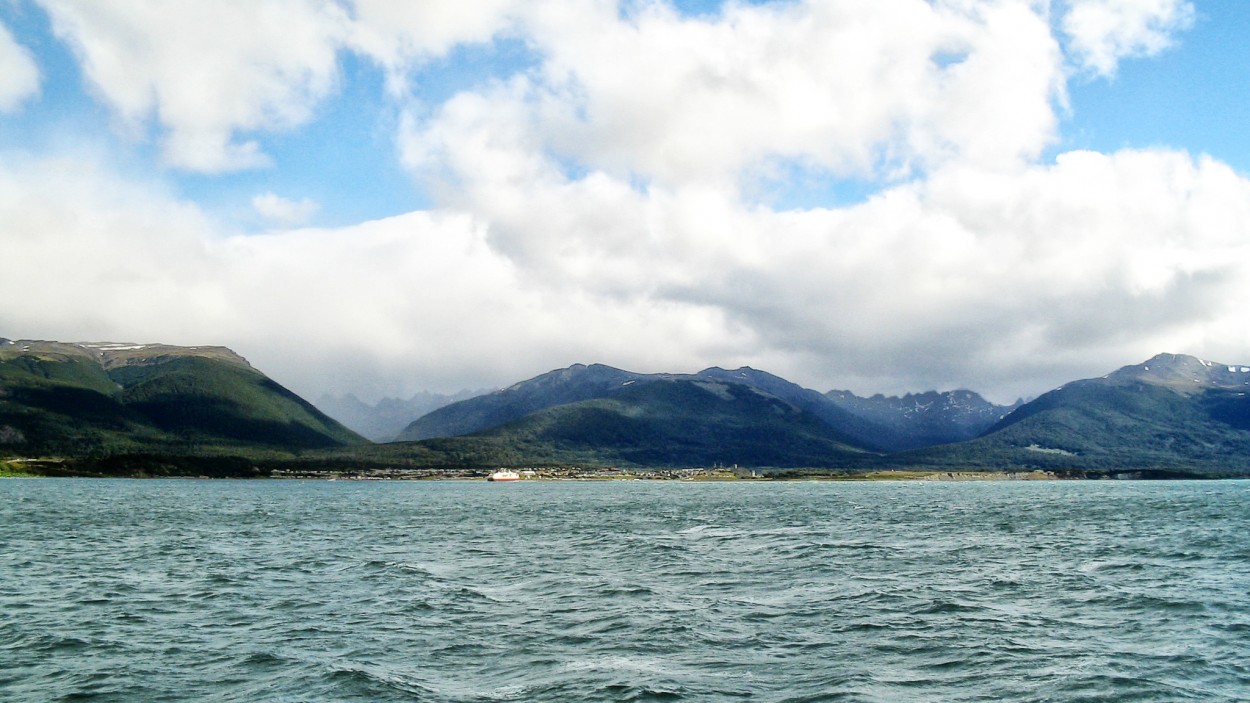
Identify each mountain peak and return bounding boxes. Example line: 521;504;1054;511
1107;353;1250;393
0;339;253;371
823;387;1021;451
696;366;787;385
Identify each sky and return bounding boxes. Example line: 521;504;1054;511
2;0;1249;405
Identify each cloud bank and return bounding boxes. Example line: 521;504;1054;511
5;0;1247;405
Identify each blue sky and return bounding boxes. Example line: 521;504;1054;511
1061;1;1250;171
4;0;1245;228
1;0;1248;403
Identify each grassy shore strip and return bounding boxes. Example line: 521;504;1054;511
0;458;51;478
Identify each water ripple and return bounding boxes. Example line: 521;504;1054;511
2;479;1249;701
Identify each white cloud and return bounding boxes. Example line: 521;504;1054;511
4;0;1249;406
28;0;1078;179
1062;0;1195;76
37;0;350;172
0;21;40;112
381;0;1243;400
0;152;229;342
0;151;744;398
29;0;530;172
346;0;523;93
402;67;1250;398
507;0;1064;188
252;192;320;226
3;134;1250;405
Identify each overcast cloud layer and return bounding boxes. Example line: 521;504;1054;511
3;0;1247;404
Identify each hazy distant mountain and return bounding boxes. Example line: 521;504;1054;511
0;339;365;458
902;353;1250;474
825;389;1023;451
315;389;485;442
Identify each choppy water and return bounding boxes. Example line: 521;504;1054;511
2;479;1249;702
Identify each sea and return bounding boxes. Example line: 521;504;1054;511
2;478;1248;702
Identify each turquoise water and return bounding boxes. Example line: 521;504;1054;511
2;479;1248;702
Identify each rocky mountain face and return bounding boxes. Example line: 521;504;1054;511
825;389;1023;451
1102;353;1250;393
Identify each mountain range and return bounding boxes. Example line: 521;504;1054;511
388;354;1250;474
906;353;1250;474
394;363;1018;453
314;389;486;442
396;365;871;468
3;338;1249;477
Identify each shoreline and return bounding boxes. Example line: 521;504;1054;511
265;468;1064;482
3;455;1231;481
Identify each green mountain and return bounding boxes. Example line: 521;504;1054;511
896;353;1250;475
396;363;883;447
0;339;365;459
7;340;1249;477
397;376;872;468
390;354;1250;475
396;363;643;441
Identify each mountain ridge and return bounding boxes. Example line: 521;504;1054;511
4;339;1249;476
889;352;1250;475
2;338;254;371
450;377;871;468
381;352;1250;474
825;388;1023;451
0;338;365;459
1101;352;1250;393
397;361;1016;452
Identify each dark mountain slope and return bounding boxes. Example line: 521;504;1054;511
399;362;1021;453
397;363;891;449
0;339;365;456
695;367;892;448
112;356;362;449
396;363;644;441
407;378;871;468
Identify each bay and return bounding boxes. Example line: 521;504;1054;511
2;478;1249;702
